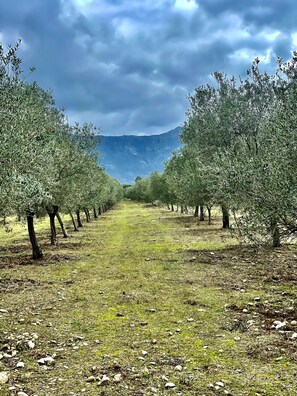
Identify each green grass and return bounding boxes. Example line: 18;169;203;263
0;201;296;395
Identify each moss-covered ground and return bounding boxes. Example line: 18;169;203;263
0;200;296;395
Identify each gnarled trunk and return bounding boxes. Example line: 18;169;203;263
271;221;280;248
56;212;68;238
222;205;229;228
93;207;98;219
84;209;90;222
199;206;205;221
69;210;79;231
194;205;199;217
47;205;58;245
27;209;43;260
76;210;83;227
207;206;212;225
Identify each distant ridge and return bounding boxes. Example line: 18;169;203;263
94;127;181;184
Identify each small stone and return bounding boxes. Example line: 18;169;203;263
27;341;35;349
291;332;297;340
37;356;55;365
152;339;157;344
165;382;176;388
98;374;110;385
0;371;9;384
117;312;124;317
216;381;224;387
17;393;29;396
254;297;261;301
162;375;168;381
148;308;156;313
16;362;25;369
187;318;194;322
0;309;8;313
141;350;148;356
175;365;183;371
291;320;297;326
114;373;121;382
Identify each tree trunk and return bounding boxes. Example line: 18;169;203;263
98;206;102;215
271;221;280;247
84;209;90;222
76;210;83;227
93;207;98;219
87;209;91;221
199;206;205;221
194;205;199;217
181;205;184;214
171;204;174;211
27;209;43;260
222;205;230;228
47;205;58;245
207;206;212;225
69;211;79;231
56;212;68;238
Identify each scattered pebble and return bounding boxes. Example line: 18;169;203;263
0;371;9;384
27;340;35;349
175;365;183;371
98;374;110;385
114;373;121;382
165;382;176;389
17;392;29;396
16;362;25;369
37;356;55;366
187;318;194;322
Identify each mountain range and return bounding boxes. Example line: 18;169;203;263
94;126;181;184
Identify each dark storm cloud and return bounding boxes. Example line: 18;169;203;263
0;0;296;135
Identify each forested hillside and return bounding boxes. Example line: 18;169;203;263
95;127;181;184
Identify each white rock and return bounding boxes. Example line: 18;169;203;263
0;309;8;313
17;393;29;396
27;341;35;349
216;381;225;387
0;371;9;384
165;382;176;388
113;373;121;382
272;320;286;330
141;350;148;356
291;332;297;340
187;318;194;322
37;356;55;365
291;320;297;326
175;365;183;371
98;374;110;385
16;362;25;368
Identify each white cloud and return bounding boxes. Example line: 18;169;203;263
174;0;198;11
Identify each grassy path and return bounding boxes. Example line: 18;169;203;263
0;201;296;395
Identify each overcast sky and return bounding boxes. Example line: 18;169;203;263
0;0;296;135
